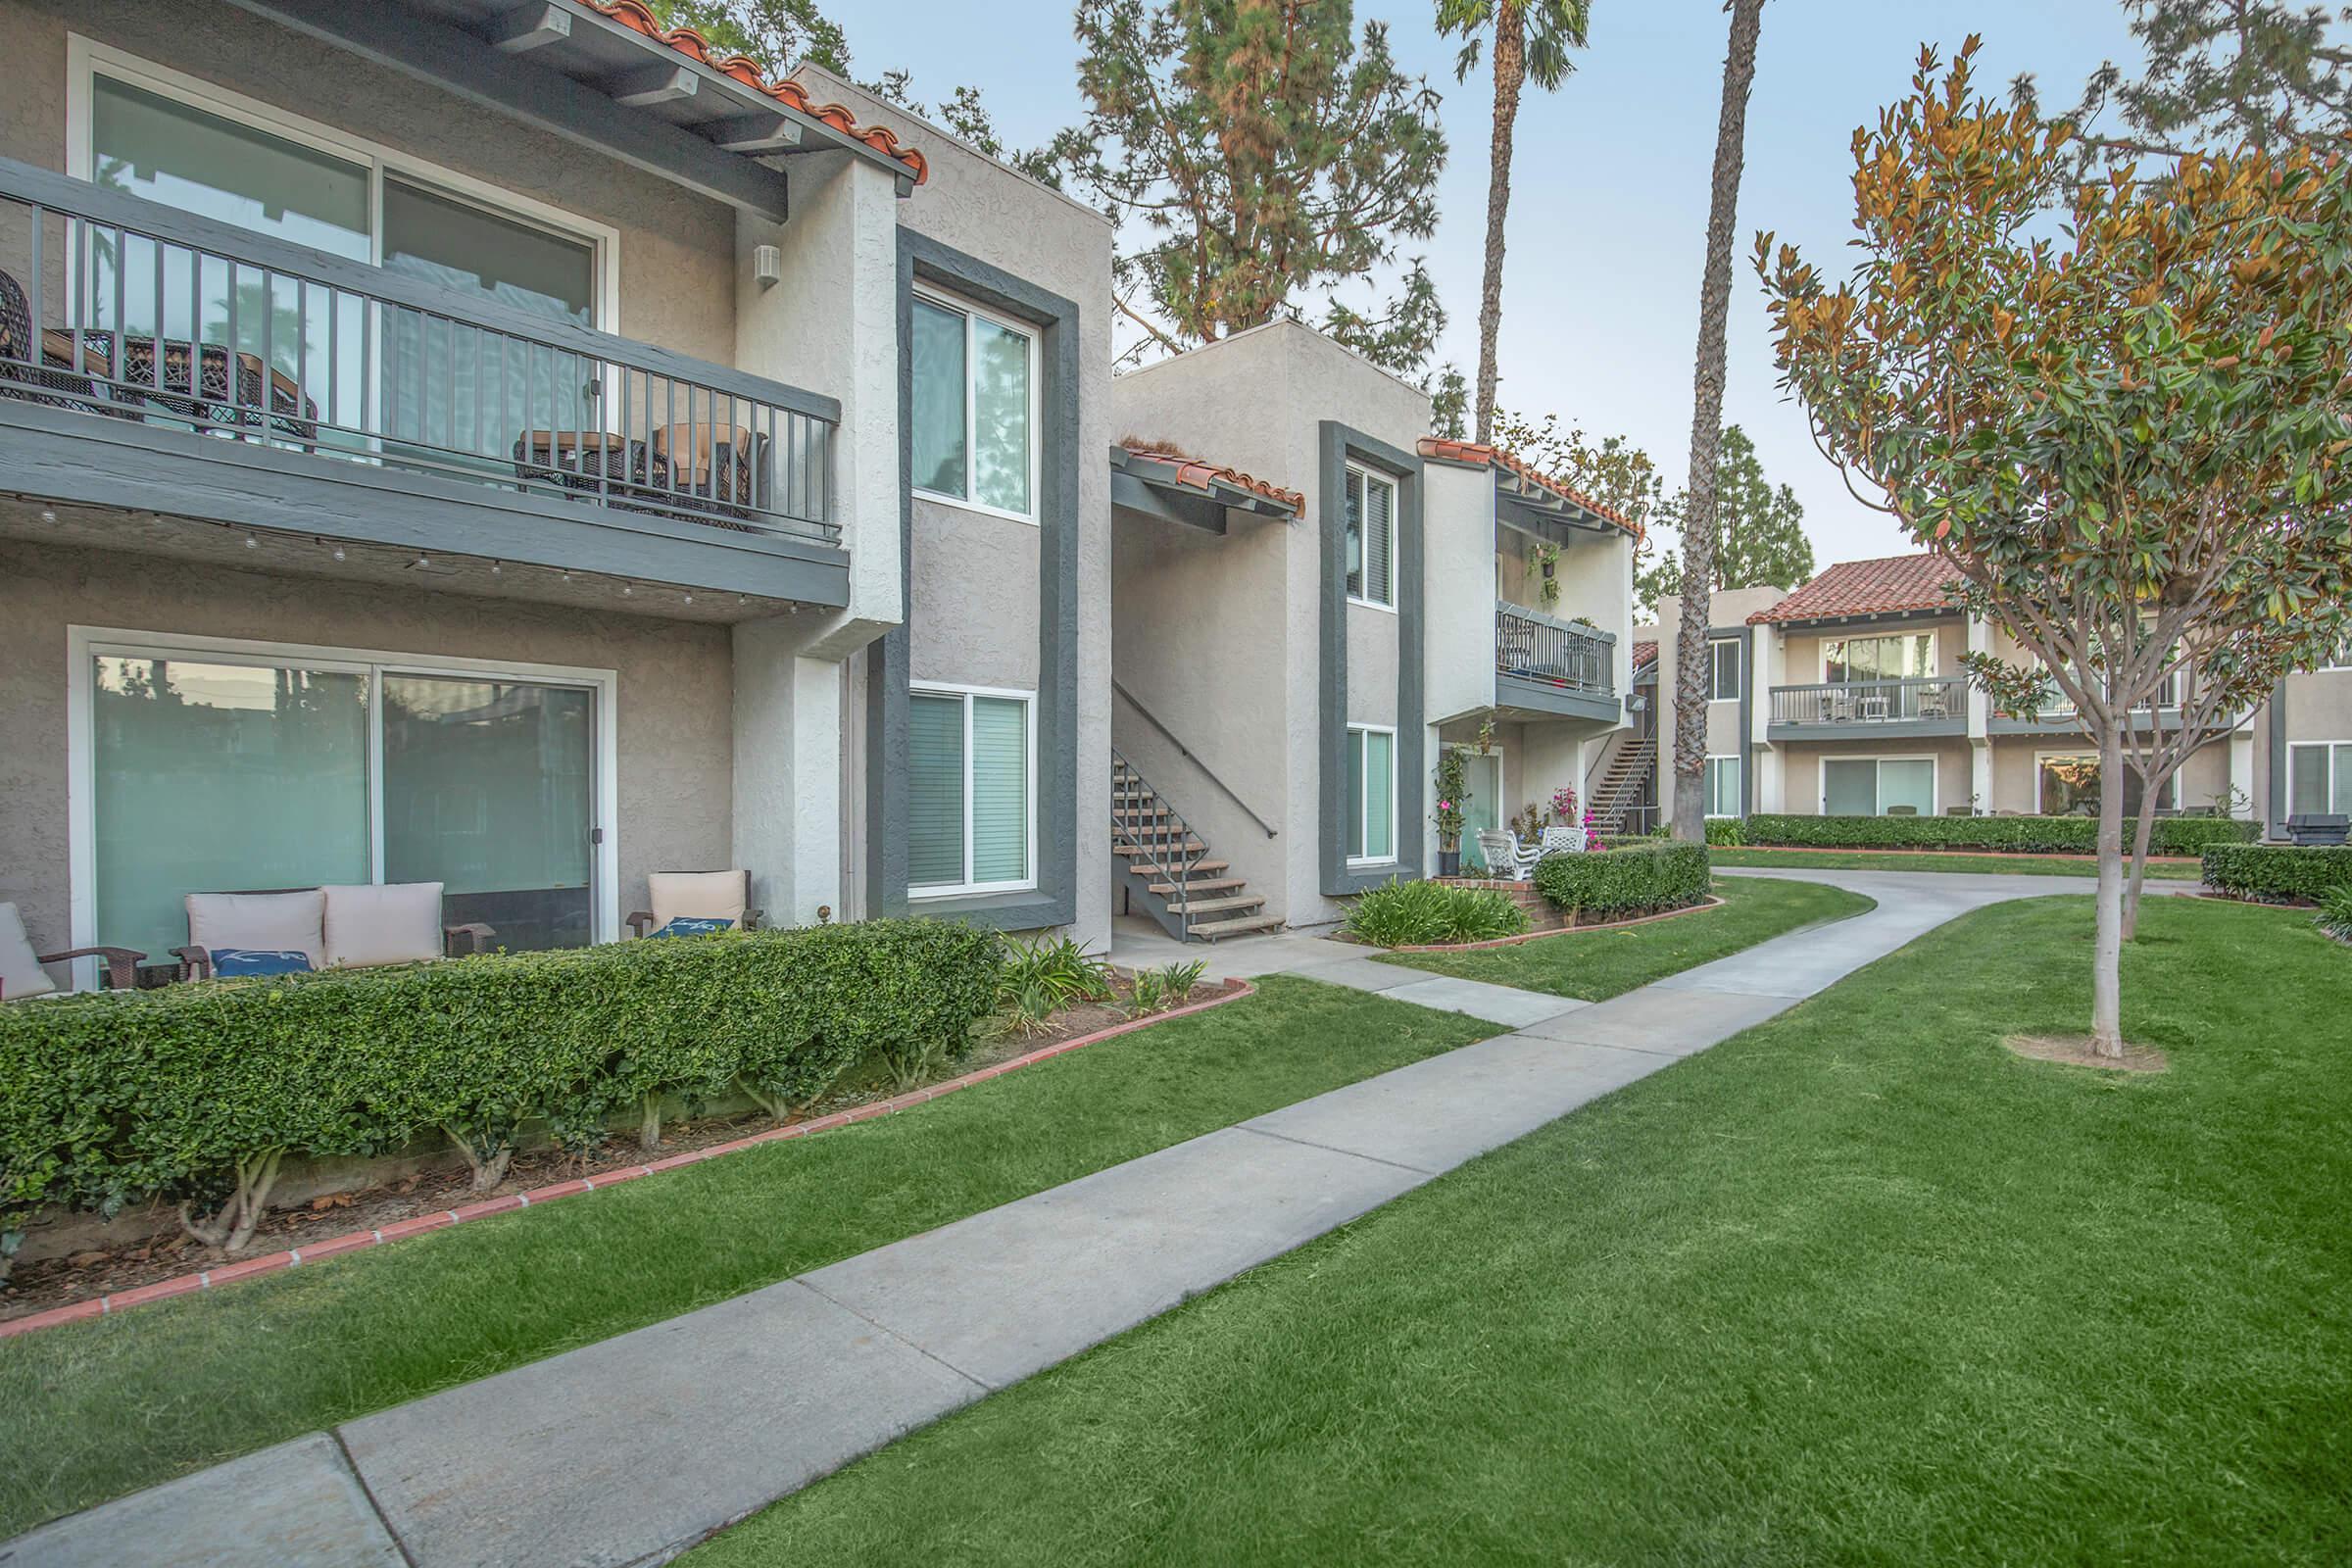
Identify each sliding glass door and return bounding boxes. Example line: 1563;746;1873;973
88;645;602;959
1822;757;1936;817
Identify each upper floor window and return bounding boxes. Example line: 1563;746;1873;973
1824;631;1934;683
1707;638;1741;702
1346;464;1396;608
912;291;1036;521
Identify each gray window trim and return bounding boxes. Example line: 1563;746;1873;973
868;230;1079;931
1319;421;1423;896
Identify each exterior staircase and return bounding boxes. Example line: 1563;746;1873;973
1112;750;1282;942
1586;733;1657;836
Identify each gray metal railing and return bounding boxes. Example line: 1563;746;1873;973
1495;601;1613;697
1769;676;1966;725
1111;748;1211;941
0;155;836;544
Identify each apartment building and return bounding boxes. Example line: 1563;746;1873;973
1641;553;2347;835
0;0;1110;980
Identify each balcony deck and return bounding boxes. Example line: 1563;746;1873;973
1767;677;1967;739
0;156;847;606
1494;600;1620;722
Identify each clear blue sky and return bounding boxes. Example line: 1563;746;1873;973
847;0;2146;570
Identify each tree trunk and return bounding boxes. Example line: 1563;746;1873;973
2090;723;2127;1056
2122;783;2162;941
1670;0;1766;842
1473;4;1526;445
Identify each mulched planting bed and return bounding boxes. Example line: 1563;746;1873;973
0;975;1230;1325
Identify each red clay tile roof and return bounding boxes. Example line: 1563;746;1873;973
1416;437;1642;540
585;0;929;183
1632;639;1659;674
1746;554;1961;624
1120;444;1303;515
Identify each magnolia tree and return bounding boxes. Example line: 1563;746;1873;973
1756;39;2352;1055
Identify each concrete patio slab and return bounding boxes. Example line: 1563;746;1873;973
0;1434;404;1568
1242;1034;1663;1173
1377;974;1590;1028
804;1125;1428;1392
338;1277;983;1568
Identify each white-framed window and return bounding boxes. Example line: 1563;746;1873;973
2034;752;2177;817
2287;741;2352;816
1823;631;1936;683
1346;724;1398;864
1345;464;1396;610
1707;638;1741;703
910;287;1039;522
2322;637;2352;673
907;682;1036;897
67;628;618;971
1704;755;1742;817
1821;755;1937;817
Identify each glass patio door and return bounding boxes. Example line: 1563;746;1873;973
381;675;595;951
1456;751;1502;872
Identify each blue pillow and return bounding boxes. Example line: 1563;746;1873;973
651;916;734;939
210;948;314;976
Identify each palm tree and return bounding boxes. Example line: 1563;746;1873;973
1437;0;1592;444
1670;0;1766;841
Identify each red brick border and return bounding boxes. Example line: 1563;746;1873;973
0;978;1258;1341
1383;896;1728;954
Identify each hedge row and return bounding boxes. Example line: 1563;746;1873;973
1534;843;1711;917
2201;843;2352;904
0;920;1004;1266
1738;813;2259;856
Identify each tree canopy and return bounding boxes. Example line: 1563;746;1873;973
1632;425;1813;616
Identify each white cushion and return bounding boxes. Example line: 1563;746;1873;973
0;903;58;1001
186;891;325;970
322;883;444;968
649;870;747;930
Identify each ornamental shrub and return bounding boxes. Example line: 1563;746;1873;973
1342;879;1531;948
2202;843;2352;904
1704;816;1746;847
0;919;1003;1267
1740;813;2258;856
2316;887;2352;943
1534;842;1711;917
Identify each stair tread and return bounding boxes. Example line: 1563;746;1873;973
1190;913;1284;940
1115;841;1207;858
1174;893;1265;915
1131;858;1228;878
1148;876;1248;896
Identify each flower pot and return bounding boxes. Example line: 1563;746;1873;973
1437;848;1461;877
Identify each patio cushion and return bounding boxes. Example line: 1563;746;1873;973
209;948;315;977
322;882;444;967
650;915;734;939
0;903;58;1000
187;891;325;971
649;871;747;931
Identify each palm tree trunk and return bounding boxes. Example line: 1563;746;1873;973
1473;3;1527;445
1671;0;1766;841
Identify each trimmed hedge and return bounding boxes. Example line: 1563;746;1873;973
1740;813;2259;857
1534;843;1711;917
2202;843;2352;904
0;919;1003;1266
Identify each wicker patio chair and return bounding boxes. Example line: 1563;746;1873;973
0;268;97;411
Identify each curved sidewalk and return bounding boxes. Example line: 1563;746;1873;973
4;869;2079;1568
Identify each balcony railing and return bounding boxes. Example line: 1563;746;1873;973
0;156;836;546
1769;676;1966;726
1495;601;1613;697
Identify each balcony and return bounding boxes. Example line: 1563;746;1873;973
1494;600;1619;722
1767;676;1967;738
0;156;846;607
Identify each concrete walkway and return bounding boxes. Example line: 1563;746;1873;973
7;869;2087;1568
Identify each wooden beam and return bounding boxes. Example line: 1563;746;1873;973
485;2;569;52
219;0;789;220
608;64;697;108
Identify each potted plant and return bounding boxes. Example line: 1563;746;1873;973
1533;543;1562;609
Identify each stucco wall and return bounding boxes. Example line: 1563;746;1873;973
2281;665;2352;742
1423;463;1498;727
1;0;738;367
0;539;733;957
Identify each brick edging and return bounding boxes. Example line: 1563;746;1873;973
1388;896;1726;954
0;979;1259;1341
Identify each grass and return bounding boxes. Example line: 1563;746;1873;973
690;896;2352;1567
1712;845;2205;879
1375;875;1873;1001
0;977;1499;1538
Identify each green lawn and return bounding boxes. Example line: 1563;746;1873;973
693;896;2352;1567
1376;875;1873;1000
0;977;1500;1538
1712;846;2205;878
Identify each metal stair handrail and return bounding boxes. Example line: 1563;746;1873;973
1111;746;1208;939
1112;680;1278;839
